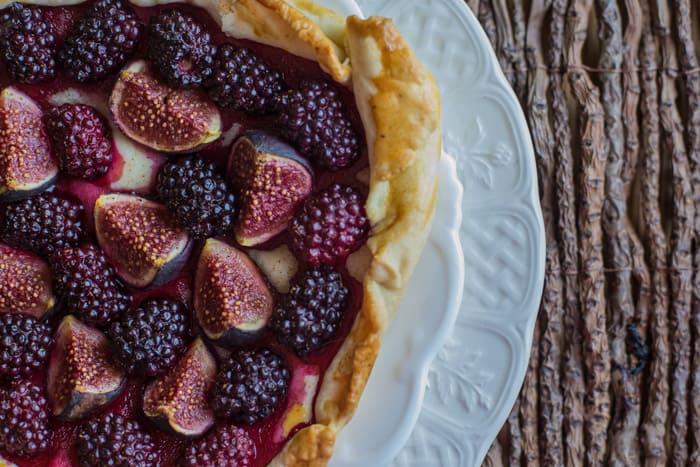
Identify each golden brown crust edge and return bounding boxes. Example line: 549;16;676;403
269;15;441;467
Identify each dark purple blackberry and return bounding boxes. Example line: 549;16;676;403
184;425;255;467
276;80;360;170
213;348;290;425
290;184;369;266
0;3;57;83
76;413;156;467
271;267;348;356
45;104;113;180
147;10;216;88
50;244;129;327
109;298;189;377
57;0;143;82
0;313;52;380
0;381;51;457
0;193;84;256
155;156;236;238
206;44;284;114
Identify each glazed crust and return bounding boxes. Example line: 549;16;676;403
0;1;441;466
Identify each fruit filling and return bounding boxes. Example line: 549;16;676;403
0;1;369;466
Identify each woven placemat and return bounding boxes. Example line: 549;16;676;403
471;0;700;465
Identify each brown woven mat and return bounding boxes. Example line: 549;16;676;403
471;0;700;466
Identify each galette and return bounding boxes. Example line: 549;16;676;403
0;0;440;465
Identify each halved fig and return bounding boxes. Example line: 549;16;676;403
142;337;216;438
194;238;274;347
110;60;222;153
228;131;313;246
0;243;55;318
47;315;126;420
94;193;191;288
0;87;58;201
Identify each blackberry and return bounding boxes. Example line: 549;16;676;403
290;184;369;266
0;313;52;380
109;298;189;377
0;193;84;256
0;381;51;457
271;267;348;356
50;244;129;327
185;425;255;467
76;413;157;467
58;0;143;82
213;348;290;425
45;104;113;180
0;3;57;83
155;156;236;238
276;80;360;170
148;10;216;88
206;44;284;114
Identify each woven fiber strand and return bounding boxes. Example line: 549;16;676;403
473;0;700;466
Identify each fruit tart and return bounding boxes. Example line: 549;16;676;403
0;0;441;465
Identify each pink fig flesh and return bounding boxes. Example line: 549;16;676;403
47;315;126;420
194;238;274;347
142;337;216;438
94;193;191;288
110;60;221;153
0;87;58;201
0;243;55;318
228;131;313;246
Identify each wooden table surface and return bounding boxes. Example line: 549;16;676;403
469;0;700;465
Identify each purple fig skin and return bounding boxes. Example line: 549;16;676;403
94;193;192;289
47;315;126;421
110;60;222;153
230;130;313;174
194;238;274;348
228;130;314;247
0;174;57;203
142;338;216;438
0;87;58;201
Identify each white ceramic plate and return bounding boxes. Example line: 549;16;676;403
317;0;545;466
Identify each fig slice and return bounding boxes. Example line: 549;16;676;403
94;193;191;288
143;337;216;438
110;60;222;153
0;242;55;318
47;315;126;420
194;238;274;347
228;131;313;246
0;87;58;201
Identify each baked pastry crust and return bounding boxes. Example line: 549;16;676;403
0;1;441;465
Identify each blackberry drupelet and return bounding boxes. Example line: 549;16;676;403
213;348;290;425
206;44;285;114
155;156;236;238
50;244;129;327
0;313;52;380
148;10;216;88
271;267;348;356
45;104;113;180
76;413;156;467
184;425;255;467
0;3;57;83
290;184;369;266
0;381;51;457
0;193;84;256
109;298;189;377
58;0;143;82
276;80;360;170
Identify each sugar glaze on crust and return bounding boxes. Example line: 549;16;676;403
0;1;441;465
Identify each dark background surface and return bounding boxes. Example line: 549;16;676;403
469;0;700;465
